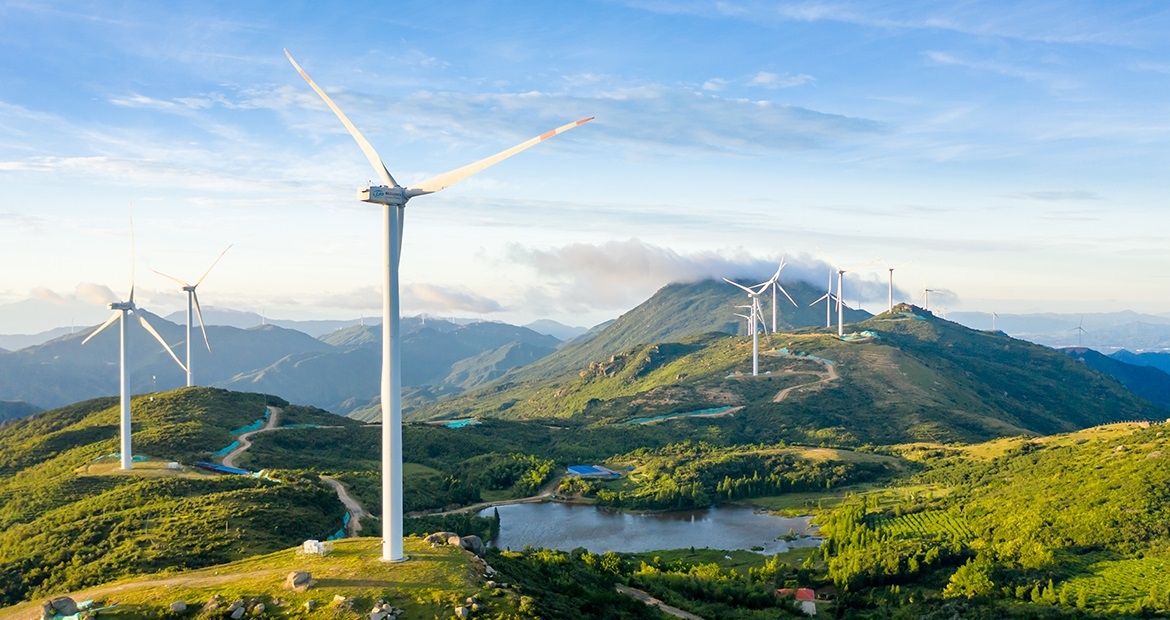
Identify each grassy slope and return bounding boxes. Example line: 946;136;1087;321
0;538;520;619
0;388;349;607
410;306;1164;444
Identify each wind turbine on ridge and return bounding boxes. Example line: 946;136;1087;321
151;245;231;387
809;268;837;329
881;259;914;314
725;278;769;376
760;258;798;333
82;210;188;470
833;260;875;338
285;50;592;563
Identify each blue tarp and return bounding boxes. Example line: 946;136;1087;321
623;406;733;425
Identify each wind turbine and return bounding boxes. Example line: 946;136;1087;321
151;245;231;387
919;287;940;311
833;261;874;338
809;268;836;329
760;259;798;333
725;279;769;375
1071;316;1088;347
881;259;914;313
82;211;187;470
286;51;592;562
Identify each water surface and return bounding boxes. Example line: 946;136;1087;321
480;502;820;555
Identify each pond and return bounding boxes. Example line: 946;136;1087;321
479;502;820;555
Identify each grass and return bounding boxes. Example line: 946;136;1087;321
628;546;817;573
0;537;518;619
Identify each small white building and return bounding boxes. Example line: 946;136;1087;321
302;540;326;555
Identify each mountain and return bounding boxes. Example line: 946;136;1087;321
1063;347;1170;410
0;312;560;414
412;305;1165;444
950;310;1170;352
0;400;41;425
524;318;588;341
225;319;560;415
0;326;75;351
504;278;871;385
1111;349;1170;374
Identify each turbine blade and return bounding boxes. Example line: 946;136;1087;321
284;50;399;188
809;293;828;306
723;278;759;295
405;117;594;197
150;268;190;288
192;291;212;352
129;204;136;305
138;314;187;372
194;244;233;287
82;311;121;345
776;283;798;307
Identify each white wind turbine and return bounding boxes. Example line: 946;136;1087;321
834;260;876;337
760;259;798;333
82;211;188;470
725;279;769;376
809;268;837;329
881;259;914;314
286;51;592;562
151;245;231;387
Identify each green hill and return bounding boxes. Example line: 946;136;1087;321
0;388;348;607
410;305;1166;444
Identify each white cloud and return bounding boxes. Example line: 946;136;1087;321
702;78;729;91
748;71;815;89
31;282;118;307
403;283;503;313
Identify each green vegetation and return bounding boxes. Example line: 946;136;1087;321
0;538;524;620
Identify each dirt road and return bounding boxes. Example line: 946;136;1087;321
615;584;705;620
321;476;366;537
221;407;281;470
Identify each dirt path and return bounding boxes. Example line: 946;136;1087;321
221;406;281;470
771;359;839;403
321;476;366;537
615;584;705;620
411;475;564;518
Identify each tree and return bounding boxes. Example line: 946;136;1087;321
941;557;995;599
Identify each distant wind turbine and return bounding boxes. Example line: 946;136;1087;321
151;245;231;387
286;50;592;562
725;279;769;376
760;258;798;333
82;209;187;470
834;260;875;338
1072;316;1088;347
809;268;836;329
881;259;914;313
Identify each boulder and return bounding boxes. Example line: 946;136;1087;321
231;606;246;620
201;595;224;613
303;601;317;611
455;606;472;619
424;531;459;544
460;535;486;556
169;601;187;612
42;597;78;619
284;571;316;591
447;535;464;547
253;602;266;615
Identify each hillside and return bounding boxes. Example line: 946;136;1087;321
411;305;1166;444
0;399;40;425
503;278;871;385
0;388;349;606
1063;347;1170;409
1112;349;1170;374
818;422;1170;616
0;538;528;620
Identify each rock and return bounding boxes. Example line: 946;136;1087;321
201;595;224;613
471;603;482;612
461;535;487;556
485;580;497;588
465;596;477;605
231;606;246;620
455;606;472;619
447;535;464;547
169;601;187;612
42;596;79;619
303;601;317;611
370;612;389;620
332;595;353;611
228;599;245;612
253;602;266;615
424;531;459;544
284;570;316;591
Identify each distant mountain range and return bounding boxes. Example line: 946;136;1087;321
949;310;1170;352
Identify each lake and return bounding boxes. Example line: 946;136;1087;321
479;502;821;555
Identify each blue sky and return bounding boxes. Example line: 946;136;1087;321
2;0;1170;333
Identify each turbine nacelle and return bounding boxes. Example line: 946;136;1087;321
110;301;134;311
360;185;408;206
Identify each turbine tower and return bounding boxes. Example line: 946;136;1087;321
725;279;768;376
286;51;591;562
881;259;913;314
152;245;231;387
82;210;187;470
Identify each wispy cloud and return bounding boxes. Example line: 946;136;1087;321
315;284;504;314
31;282;118;307
1011;190;1102;201
749;71;815;89
923;51;1080;91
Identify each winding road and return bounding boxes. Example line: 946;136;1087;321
321;476;366;536
221;406;282;470
766;354;839;403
